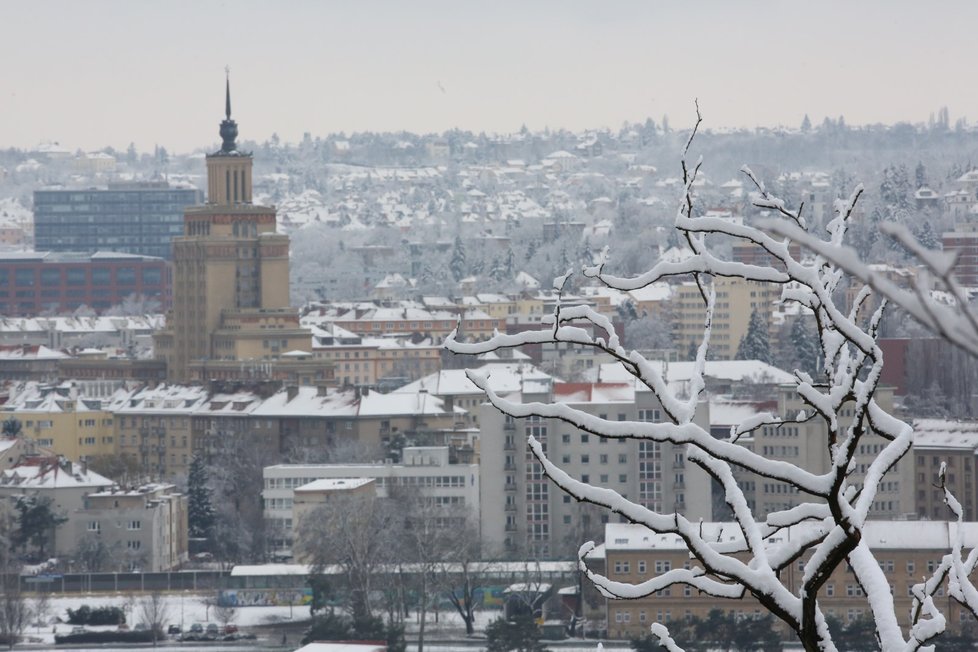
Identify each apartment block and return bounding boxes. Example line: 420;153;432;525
602;521;978;639
73;482;188;571
671;277;780;359
263;446;479;557
478;380;712;559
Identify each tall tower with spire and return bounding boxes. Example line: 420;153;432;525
155;77;315;384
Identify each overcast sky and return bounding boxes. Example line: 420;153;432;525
2;1;974;153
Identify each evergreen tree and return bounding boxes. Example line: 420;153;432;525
790;317;821;377
800;114;812;133
736;309;773;364
13;495;66;558
187;454;215;540
1;417;22;438
450;235;467;282
486;614;547;652
504;246;516;277
914;218;939;251
915;161;927;189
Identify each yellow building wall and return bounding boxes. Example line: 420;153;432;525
16;410;115;461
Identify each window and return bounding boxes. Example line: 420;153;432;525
66;268;86;286
116;267;137;285
91;267;111;285
127;540;142;550
142;268;161;284
14;269;34;287
637;560;646;574
127;520;141;530
581;454;590;464
581;434;590;443
40;269;61;286
87;521;100;532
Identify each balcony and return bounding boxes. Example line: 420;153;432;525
504;503;517;512
504;422;516;432
503;439;516;451
504;462;517;471
504;483;518;492
504;522;517;532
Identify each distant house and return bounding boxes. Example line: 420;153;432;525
914;186;940;209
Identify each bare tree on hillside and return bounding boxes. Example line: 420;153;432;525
446;109;978;651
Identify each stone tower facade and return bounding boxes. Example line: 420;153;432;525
156;79;314;384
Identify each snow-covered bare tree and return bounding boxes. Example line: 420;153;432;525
763;211;978;359
445;109;974;651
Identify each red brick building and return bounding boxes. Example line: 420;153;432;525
0;251;170;315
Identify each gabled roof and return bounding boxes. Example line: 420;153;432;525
0;458;114;490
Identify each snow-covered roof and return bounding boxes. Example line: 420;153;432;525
709;399;769;426
253;386;452;418
394;362;555;397
628;282;673;303
605;521;978;552
0;459;114;490
913;419;978;451
587;360;794;388
295;477;374;493
296;643;386;652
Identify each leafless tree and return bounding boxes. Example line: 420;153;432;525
213;597;237;633
436;519;499;636
30;591;50;632
138;592;170;647
296;491;398;623
445;107;971;651
0;514;27;650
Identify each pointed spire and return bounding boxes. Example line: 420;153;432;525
218;66;239;154
225;66;232;120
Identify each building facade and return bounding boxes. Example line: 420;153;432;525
263;446;479;558
34;182;202;260
154;81;318;384
602;521;978;640
72;482;188;572
478;380;712;559
0;251;170;315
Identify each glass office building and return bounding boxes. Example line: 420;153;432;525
34;182;203;260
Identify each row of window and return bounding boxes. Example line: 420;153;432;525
0;267;162;287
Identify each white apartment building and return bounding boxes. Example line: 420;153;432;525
263;446;479;557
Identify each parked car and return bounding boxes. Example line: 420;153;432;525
223;624;238;635
189;623;204;634
167;625;182;635
70;627;86;635
206;623;220;637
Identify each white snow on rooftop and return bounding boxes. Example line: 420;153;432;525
605;521;978;552
295;477;374;493
394;362;555;397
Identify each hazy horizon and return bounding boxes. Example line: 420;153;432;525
3;0;975;153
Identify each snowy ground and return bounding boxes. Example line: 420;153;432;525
20;593;311;648
19;594;621;651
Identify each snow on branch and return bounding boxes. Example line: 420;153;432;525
443;111;953;651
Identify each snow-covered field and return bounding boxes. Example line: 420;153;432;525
20;594;619;651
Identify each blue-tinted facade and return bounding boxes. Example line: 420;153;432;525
34;182;203;260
